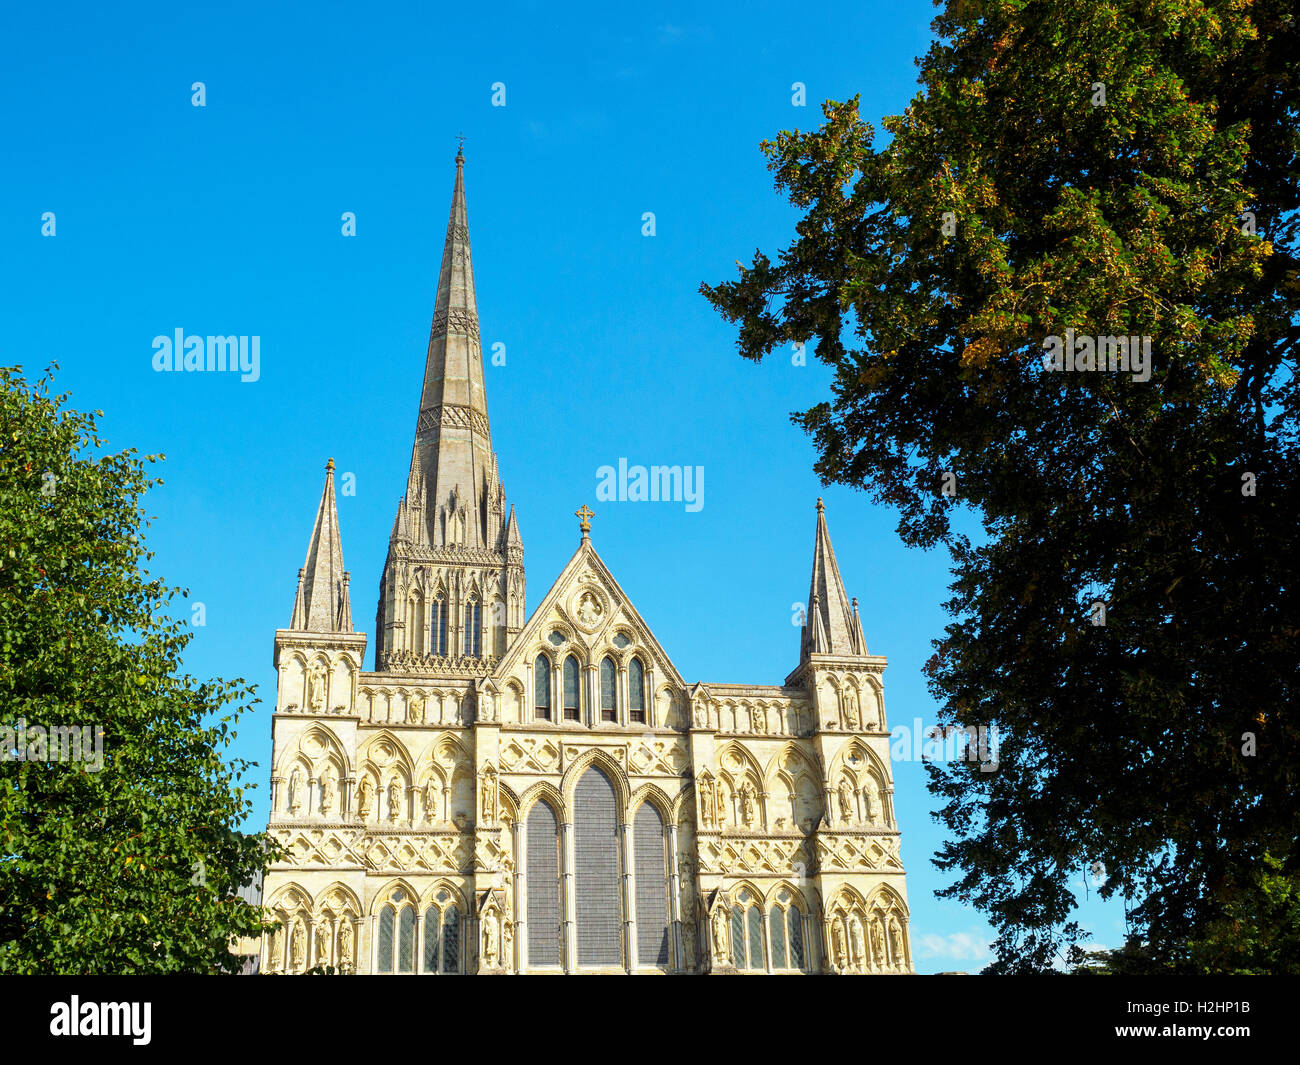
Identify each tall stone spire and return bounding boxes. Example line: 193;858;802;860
801;498;867;659
405;145;496;548
290;458;353;632
373;147;525;670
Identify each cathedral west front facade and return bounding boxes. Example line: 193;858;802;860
258;150;914;975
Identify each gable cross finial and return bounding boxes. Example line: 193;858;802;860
575;504;594;538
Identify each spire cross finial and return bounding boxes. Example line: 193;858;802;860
816;496;824;512
575;504;594;536
326;457;335;472
456;133;466;163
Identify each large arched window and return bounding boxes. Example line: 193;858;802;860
632;802;669;967
629;657;646;724
574;767;621;966
431;595;448;656
423;893;461;974
463;598;481;656
378;889;416;974
562;655;580;722
600;657;617;723
534;655;551;721
526;802;562;967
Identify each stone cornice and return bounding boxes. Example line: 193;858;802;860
387;543;516;567
784;653;887;687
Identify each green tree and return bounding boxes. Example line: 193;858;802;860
703;0;1299;971
0;365;274;973
1077;852;1300;973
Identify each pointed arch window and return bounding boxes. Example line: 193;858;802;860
747;906;763;969
422;895;461;974
766;892;805;970
629;657;646;724
431;595;448;656
600;657;617;722
787;906;805;969
398;904;416;972
442;905;460;972
562;655;580;722
769;908;786;968
407;590;425;655
534;655;551;721
464;599;481;656
729;891;765;971
378;906;394;973
574;767;621;966
378;890;416;974
633;802;670;967
526;801;562;967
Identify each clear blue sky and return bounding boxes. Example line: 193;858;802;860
1;0;1125;972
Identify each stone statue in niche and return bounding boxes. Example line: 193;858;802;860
700;781;715;827
837;778;854;822
307;666;325;711
849;915;866;970
862;783;876;823
314;921;330;966
844;690;860;730
870;780;885;824
357;779;373;819
576;592;602;627
711;907;729;960
408;695;424;724
268;926;282;969
682;921;697;972
319;772;335;815
481;775;495;823
387;780;401;821
290;921;304;970
871;916;886;969
740;784;756;828
890;918;905;969
422;781;435;822
832;919;848;969
339;920;354;968
503;920;513;964
482;916;498;967
715;783;728;828
288;767;303;814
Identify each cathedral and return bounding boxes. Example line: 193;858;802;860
257;150;914;975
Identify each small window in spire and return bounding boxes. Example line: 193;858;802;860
464;599;481;657
431;596;448;656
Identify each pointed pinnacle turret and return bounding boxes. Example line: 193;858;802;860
504;504;522;549
801;497;866;659
290;458;353;632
